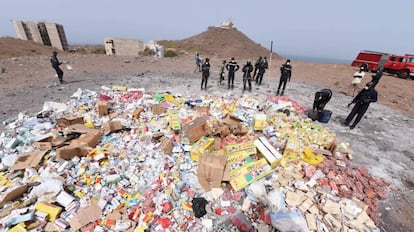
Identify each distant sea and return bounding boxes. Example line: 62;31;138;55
280;54;352;64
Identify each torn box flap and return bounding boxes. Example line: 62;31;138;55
69;204;102;231
12;150;48;170
0;185;28;207
66;124;94;134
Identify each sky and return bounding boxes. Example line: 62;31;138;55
1;0;413;62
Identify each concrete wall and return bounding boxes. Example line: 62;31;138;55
11;20;68;51
12;20;28;40
104;38;144;56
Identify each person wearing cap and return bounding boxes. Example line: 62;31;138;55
225;57;240;90
200;58;210;90
344;81;378;129
253;56;262;81
276;59;292;95
242;60;254;92
50;51;65;84
255;56;268;86
352;67;366;96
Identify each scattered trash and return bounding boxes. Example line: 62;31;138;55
0;86;391;231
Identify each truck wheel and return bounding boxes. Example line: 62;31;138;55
360;64;368;71
399;70;410;79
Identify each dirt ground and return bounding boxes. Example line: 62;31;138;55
0;53;413;231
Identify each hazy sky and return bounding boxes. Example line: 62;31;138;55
1;0;413;61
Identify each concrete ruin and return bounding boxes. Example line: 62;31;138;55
104;38;144;56
12;20;68;51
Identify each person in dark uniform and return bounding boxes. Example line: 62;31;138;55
276;59;292;95
370;65;383;88
219;60;226;85
50;51;65;84
201;58;210;90
344;82;378;129
253;56;262;81
242;60;254;92
255;57;268;86
226;57;240;90
309;89;332;121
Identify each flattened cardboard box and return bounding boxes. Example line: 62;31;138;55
197;153;226;191
66;124;95;134
102;120;123;135
160;136;173;155
70;129;102;147
56;116;84;127
12;150;48;170
152;103;165;115
0;185;28;207
69;204;102;231
182;115;210;143
56;145;91;160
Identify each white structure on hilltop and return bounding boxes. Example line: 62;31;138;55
220;19;233;29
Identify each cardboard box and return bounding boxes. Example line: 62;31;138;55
12;150;48;170
133;107;144;119
0;185;28;207
56;116;84;127
253;113;267;131
102;120;123;135
182;115;210;143
35;202;62;221
32;142;52;151
168;109;181;131
194;105;210;114
56;145;91;160
225;141;256;155
96;101;108;117
67;124;95;134
160;136;173;155
112;85;128;91
197;153;227;191
190;136;215;161
69;205;102;231
254;136;282;168
151;103;165;115
70;129;102;147
229;158;273;191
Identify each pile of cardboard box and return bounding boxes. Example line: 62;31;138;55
0;88;389;231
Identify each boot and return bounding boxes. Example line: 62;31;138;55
276;90;280;96
280;91;284;96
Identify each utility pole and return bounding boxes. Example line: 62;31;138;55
267;41;273;88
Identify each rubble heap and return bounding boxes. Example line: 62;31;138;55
0;86;390;231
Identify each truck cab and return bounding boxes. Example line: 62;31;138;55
384;55;414;79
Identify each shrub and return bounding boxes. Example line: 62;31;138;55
164;50;178;58
139;48;156;56
93;48;106;54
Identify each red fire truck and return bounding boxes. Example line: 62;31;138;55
351;50;414;79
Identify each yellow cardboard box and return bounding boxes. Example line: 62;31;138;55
253;114;267;131
190;136;215;161
254;136;282;168
225;141;256;155
35;202;62;221
229;158;273;191
168;109;181;131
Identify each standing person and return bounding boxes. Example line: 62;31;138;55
50;51;65;84
218;60;227;85
201;58;210;90
370;66;383;88
242;60;254;92
255;57;269;86
276;59;292;96
226;57;240;90
194;53;202;73
344;82;378;129
253;56;262;81
352;67;365;96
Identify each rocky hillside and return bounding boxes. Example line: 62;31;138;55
0;37;59;59
160;26;283;60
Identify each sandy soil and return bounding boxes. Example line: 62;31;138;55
0;54;413;231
